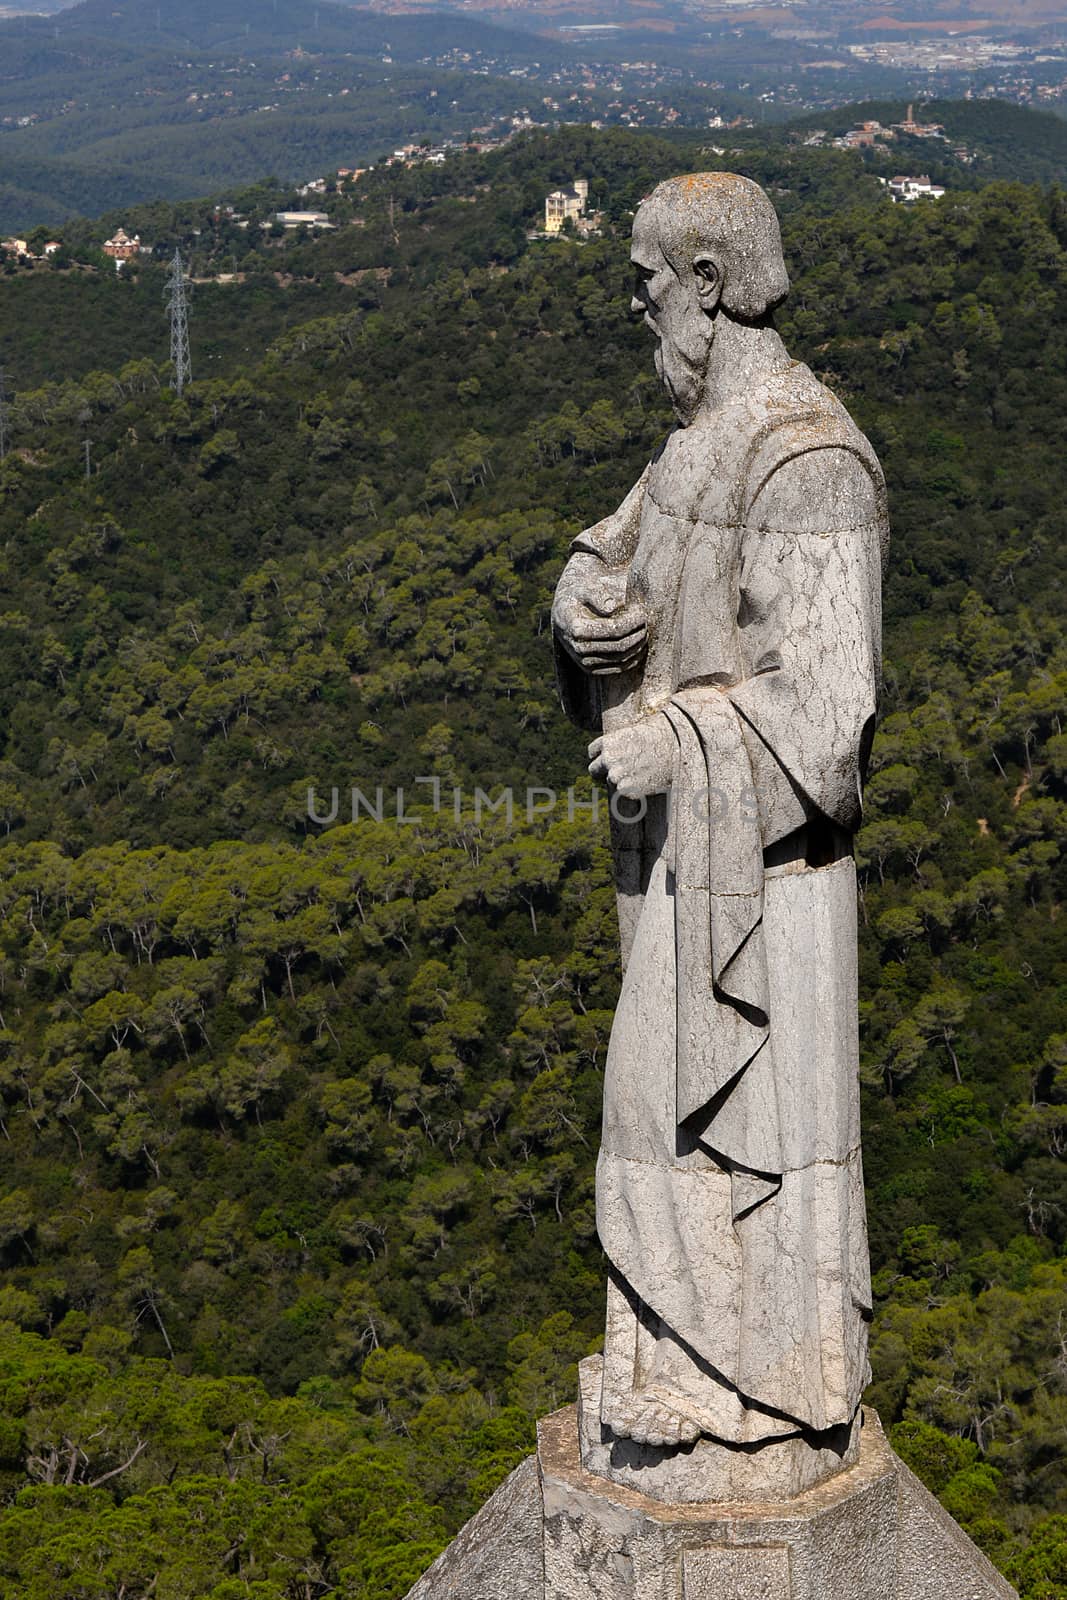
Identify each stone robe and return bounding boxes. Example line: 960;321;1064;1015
555;360;889;1444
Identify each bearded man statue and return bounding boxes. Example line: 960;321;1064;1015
552;173;889;1492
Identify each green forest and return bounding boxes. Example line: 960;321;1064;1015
0;121;1066;1597
0;0;577;235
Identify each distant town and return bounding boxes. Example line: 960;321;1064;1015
1;124;960;277
3;21;1067;161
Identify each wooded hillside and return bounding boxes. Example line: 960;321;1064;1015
0;127;1066;1598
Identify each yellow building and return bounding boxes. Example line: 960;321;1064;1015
544;178;589;234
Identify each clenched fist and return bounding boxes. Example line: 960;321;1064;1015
588;715;677;799
552;559;648;678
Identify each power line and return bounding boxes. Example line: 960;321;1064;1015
164;249;193;395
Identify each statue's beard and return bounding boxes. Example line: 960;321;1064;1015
654;320;715;424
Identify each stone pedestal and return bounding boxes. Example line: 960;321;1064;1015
404;1398;1018;1600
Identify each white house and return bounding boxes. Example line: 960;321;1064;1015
274;211;335;230
888;176;946;203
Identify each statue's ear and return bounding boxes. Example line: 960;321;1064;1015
692;253;723;312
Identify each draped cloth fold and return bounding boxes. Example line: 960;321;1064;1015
595;818;873;1439
663;696;781;1222
563;364;887;1444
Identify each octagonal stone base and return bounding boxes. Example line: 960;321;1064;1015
405;1402;1017;1600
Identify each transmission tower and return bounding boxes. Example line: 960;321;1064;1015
0;368;9;465
164;249;192;395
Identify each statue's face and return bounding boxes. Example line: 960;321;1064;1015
630;204;717;424
629;213;678;338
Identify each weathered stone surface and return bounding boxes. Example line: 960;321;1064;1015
577;1355;860;1505
682;1545;791;1599
896;1458;1017;1599
542;1402;1012;1600
403;1454;543;1600
552;169;888;1463
540;1401;899;1600
402;1405;1019;1600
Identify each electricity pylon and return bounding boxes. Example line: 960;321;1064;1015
165;249;192;394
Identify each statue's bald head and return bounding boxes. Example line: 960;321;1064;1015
634;172;789;320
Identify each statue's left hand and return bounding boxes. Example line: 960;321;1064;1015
552;559;647;677
588;716;676;799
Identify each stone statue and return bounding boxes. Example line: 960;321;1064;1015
406;172;1019;1600
551;173;889;1480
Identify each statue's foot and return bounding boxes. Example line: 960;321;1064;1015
603;1388;703;1448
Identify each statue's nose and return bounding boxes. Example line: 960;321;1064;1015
630;295;645;315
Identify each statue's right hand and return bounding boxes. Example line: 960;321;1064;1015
552;572;648;677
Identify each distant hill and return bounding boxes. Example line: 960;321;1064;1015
783;97;1067;184
33;0;558;59
0;0;689;228
2;0;1066;235
0;0;571;232
364;0;1067;32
